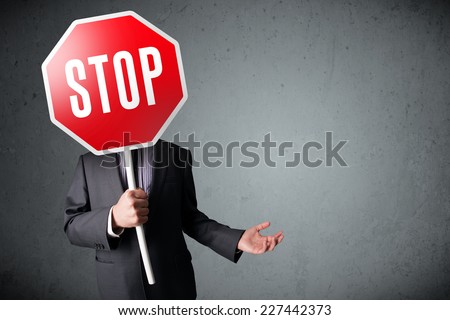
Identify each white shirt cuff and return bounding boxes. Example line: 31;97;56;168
108;206;124;238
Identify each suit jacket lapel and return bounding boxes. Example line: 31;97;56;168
105;153;127;199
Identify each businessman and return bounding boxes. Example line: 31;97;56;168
64;140;284;299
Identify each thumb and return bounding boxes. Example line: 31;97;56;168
254;221;270;232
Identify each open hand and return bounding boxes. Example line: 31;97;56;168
237;221;284;254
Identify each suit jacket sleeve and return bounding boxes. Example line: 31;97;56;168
64;155;119;251
181;150;245;263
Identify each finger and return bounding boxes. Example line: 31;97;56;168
268;242;276;251
138;215;149;225
274;234;284;245
255;221;270;232
259;239;269;254
268;236;276;251
136;207;149;217
130;188;148;199
133;198;149;208
272;231;283;238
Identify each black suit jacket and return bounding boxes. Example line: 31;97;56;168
64;140;244;299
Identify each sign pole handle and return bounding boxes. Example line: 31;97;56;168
124;148;156;285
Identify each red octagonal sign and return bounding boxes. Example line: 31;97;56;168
42;11;187;155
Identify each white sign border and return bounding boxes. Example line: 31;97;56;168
41;11;188;155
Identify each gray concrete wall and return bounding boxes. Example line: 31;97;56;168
1;0;449;299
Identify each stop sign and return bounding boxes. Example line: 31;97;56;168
42;11;187;155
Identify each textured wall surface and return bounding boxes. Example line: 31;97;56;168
1;0;449;299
